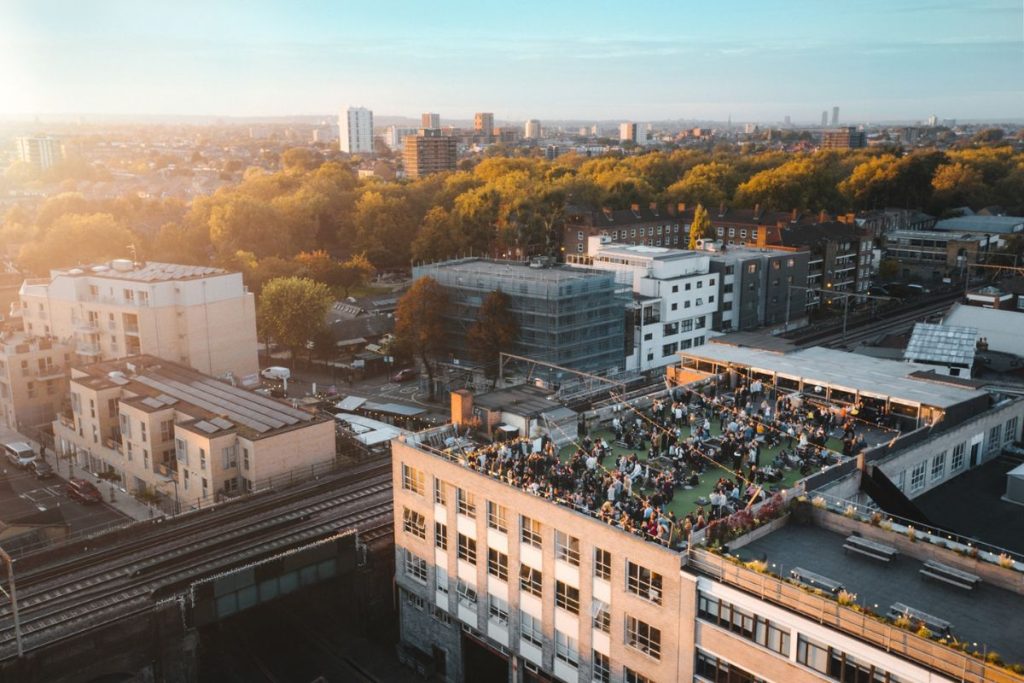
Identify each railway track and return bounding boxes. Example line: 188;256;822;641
792;294;962;349
0;461;395;660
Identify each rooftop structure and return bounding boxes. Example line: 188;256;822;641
934;215;1024;235
903;323;978;378
943;303;1024;357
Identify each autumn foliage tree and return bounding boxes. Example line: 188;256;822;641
467;290;519;384
688;204;713;249
257;277;333;364
394;277;449;400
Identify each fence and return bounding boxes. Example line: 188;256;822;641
686;548;1023;683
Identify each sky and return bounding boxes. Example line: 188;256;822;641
1;0;1022;123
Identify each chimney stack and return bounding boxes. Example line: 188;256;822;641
818;209;828;223
631;203;640;213
718;201;726;217
649;202;659;215
754;203;762;219
791;208;799;222
678;202;687;214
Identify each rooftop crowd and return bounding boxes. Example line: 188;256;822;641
449;378;871;550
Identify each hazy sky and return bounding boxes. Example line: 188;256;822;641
1;0;1022;122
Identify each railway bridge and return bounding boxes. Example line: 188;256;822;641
0;460;395;683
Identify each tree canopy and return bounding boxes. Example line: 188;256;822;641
394;277;449;399
256;277;333;363
466;290;519;382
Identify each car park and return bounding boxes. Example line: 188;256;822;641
66;478;103;504
3;441;37;469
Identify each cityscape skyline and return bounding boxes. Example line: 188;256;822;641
2;0;1022;121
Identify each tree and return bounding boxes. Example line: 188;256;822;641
467;290;519;385
294;250;346;286
257;277;333;364
18;213;136;274
877;258;900;281
394;277;449;400
688;204;713;249
336;252;376;296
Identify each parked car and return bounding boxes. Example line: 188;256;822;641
66;478;103;504
392;368;418;383
889;282;931;298
3;441;37;469
260;366;291;382
31;460;55;479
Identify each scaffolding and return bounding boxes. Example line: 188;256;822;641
413;258;630;375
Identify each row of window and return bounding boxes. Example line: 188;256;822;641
797;634;902;683
906;417;1019;493
697;592;790;656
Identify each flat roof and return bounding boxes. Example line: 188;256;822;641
739;523;1024;663
935;216;1024;233
594;243;701;262
52;261;229;283
680;343;987;408
415;258;609;283
472;384;567;418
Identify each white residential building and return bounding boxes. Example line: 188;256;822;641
19;260;258;384
572;238;719;372
339;106;375;154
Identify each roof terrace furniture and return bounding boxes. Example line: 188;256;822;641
790;566;845;594
920;559;982;591
889;602;952;636
843;535;899;563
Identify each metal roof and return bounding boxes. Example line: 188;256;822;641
904;323;977;367
679;343;987;409
943;303;1024;357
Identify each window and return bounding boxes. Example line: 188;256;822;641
909;461;926;492
593;651;610;683
592;599;611;633
242;447;250;470
119;413;132;439
594;548;612;581
624;667;654;683
625;615;661;659
456;488;476;517
199;449;206;470
697;280;703;288
434;477;447;505
403;508;427;539
520;611;543;647
697;593;789;655
663;322;679;336
695;650;765;683
796;635;901;683
555;531;580;566
488;548;508;581
221;444;237;469
681;318;693;332
402;463;425;495
556;580;580;614
487;501;508;532
988;425;1002;453
456;581;477;609
436;567;449;596
175;438;188;465
951;442;966;471
405;550;428;584
1006;417;1019;444
555;630;579;667
457;534;477;565
671;285;679;293
626;561;663;605
931;451;946;482
482;595;508;631
520;515;542;547
519;565;542;597
405;590;426;611
747;263;757;273
696;315;706;329
662;342;678;357
435;522;448;550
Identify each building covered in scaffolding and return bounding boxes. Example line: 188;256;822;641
412;258;630;376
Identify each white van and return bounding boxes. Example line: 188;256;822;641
260;366;291;382
3;441;37;469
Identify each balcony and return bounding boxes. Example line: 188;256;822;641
58;413;75;430
74;320;99;333
27;364;66;379
76;343;101;356
104;437;124;455
123;323;140;335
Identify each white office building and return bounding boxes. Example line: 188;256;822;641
339;106;375;154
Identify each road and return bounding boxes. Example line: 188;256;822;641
0;425;128;541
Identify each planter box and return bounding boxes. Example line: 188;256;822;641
730;513;791;550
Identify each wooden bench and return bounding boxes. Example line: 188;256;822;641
889;602;952;636
790;567;845;594
843;535;898;563
920;560;981;590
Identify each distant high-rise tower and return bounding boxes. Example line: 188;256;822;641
403;129;457;179
474;112;495;143
821;111;829;127
784;115;791;127
339;106;374;154
15;136;61;171
831;106;840;127
619;122;647;145
524;119;542;140
421;112;440;129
